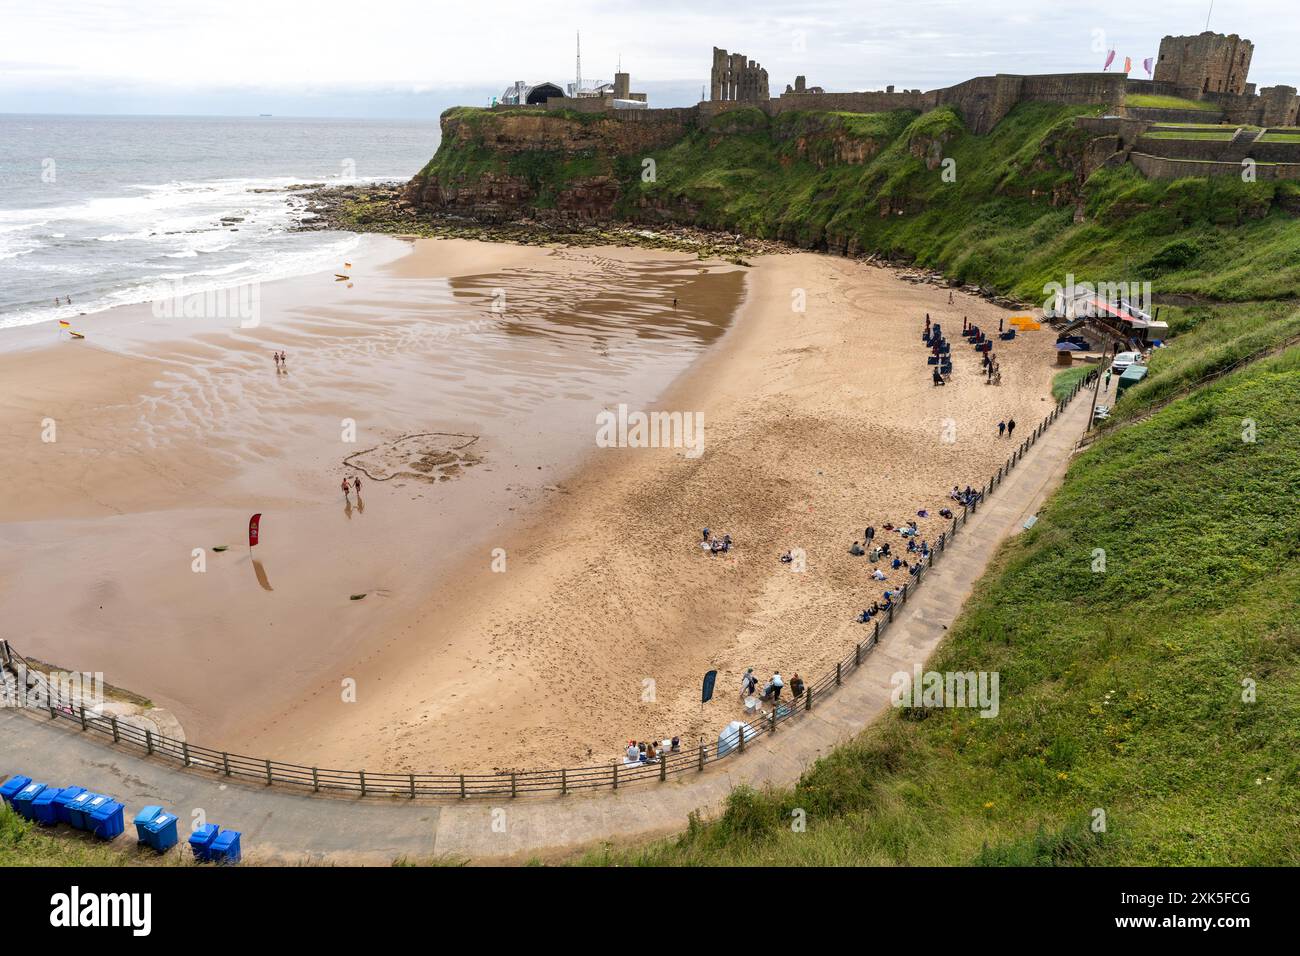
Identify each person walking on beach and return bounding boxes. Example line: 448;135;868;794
353;476;362;496
948;290;954;305
341;477;351;497
672;297;678;309
1007;418;1017;439
998;420;1006;437
740;667;758;700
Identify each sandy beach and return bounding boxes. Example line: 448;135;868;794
0;236;742;743
1;236;1058;774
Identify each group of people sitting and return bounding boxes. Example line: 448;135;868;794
700;528;734;555
857;590;896;623
950;485;982;508
624;736;683;765
850;511;941;623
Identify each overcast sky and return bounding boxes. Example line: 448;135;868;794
1;0;1295;117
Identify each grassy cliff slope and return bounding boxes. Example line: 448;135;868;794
409;102;1300;305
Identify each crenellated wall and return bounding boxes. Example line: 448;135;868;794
765;72;1125;134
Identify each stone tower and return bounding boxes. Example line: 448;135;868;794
710;47;770;102
1153;31;1253;95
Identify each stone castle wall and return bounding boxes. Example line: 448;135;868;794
1154;31;1253;95
762;73;1124;134
1130;151;1300;180
767;89;934;117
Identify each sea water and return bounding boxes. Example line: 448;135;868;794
0;113;438;330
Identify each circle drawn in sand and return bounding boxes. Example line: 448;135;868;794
344;432;482;483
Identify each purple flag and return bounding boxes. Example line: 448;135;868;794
1143;57;1154;76
1104;50;1116;71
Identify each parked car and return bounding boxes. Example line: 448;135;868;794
1111;351;1143;375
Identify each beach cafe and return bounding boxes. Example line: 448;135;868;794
1051;287;1169;350
1076;297;1169;347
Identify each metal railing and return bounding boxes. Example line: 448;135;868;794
0;371;1097;800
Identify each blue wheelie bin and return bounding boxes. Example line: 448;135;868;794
52;787;87;825
0;775;32;809
141;811;179;853
133;805;163;843
209;829;242;865
88;799;125;841
12;781;47;821
69;793;109;831
189;823;219;862
32;785;61;826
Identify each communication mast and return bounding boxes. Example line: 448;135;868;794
576;30;583;97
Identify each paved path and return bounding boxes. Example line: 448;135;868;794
1;391;1094;864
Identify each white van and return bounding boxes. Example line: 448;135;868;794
1111;351;1143;375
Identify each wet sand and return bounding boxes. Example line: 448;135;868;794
0;236;745;745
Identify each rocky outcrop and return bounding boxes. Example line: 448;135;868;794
405;108;694;222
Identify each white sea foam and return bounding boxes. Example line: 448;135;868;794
0;171;371;331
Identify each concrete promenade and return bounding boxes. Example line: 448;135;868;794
0;387;1095;864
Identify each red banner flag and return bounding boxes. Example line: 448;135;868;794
1124;56;1132;74
248;513;262;548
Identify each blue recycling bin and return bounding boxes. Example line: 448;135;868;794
88;800;125;840
52;787;87;825
209;829;242;865
32;786;61;826
12;782;47;821
133;805;163;842
69;793;110;831
0;775;32;809
141;811;179;853
189;824;220;862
